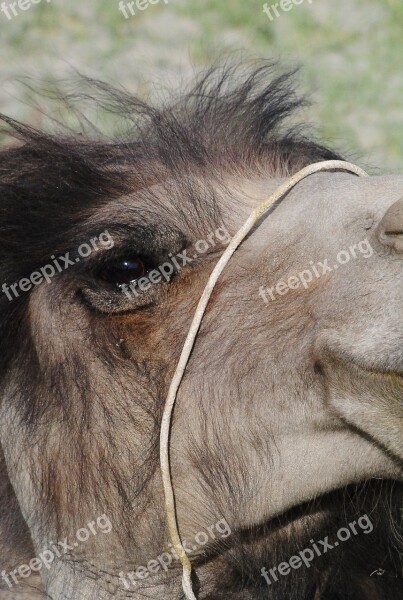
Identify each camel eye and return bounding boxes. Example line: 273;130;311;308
99;257;147;286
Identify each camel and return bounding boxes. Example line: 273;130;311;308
0;64;401;599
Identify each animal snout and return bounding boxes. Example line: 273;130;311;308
376;198;403;252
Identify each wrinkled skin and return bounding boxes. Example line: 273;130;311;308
0;163;402;599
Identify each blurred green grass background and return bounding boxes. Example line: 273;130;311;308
0;0;402;172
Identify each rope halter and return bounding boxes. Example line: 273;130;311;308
159;160;368;600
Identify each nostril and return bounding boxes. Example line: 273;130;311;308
376;199;403;252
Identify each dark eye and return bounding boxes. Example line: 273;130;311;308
99;257;147;286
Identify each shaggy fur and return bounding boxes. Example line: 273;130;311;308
0;64;401;600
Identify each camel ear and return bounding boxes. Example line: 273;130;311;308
0;445;43;598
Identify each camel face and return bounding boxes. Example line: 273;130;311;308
169;172;403;539
0;67;401;600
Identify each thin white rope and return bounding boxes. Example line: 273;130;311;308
159;160;368;600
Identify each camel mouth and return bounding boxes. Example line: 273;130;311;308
325;350;403;389
323;354;403;467
358;365;403;390
320;342;403;388
347;358;403;382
